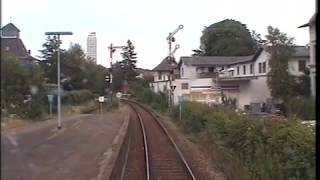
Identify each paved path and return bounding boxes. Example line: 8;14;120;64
1;107;129;180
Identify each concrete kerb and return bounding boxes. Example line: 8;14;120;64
94;106;130;180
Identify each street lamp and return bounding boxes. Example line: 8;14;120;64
45;31;73;129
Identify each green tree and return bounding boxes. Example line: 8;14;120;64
200;19;259;56
62;44;87;90
120;39;138;82
294;68;311;97
38;36;66;84
62;44;108;95
1;53;46;118
110;62;126;92
265;26;296;101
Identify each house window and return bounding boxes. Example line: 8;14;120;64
158;73;162;80
181;83;189;90
258;63;262;73
243;65;246;75
262;62;266;73
237;66;240;75
298;60;306;72
181;67;184;76
208;67;214;72
250;64;253;74
231;71;234;76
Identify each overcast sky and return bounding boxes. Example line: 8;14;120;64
2;0;315;69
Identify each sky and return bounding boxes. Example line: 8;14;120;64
2;0;316;69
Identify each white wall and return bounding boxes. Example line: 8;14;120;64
288;57;309;76
239;76;271;109
229;62;255;77
152;81;170;93
153;71;171;82
180;63;197;79
172;78;213;105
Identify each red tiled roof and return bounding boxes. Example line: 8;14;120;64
1;38;39;61
1;38;29;57
152;56;177;72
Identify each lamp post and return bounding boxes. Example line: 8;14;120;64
45;31;73;129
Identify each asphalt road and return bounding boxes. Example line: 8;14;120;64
1;109;127;180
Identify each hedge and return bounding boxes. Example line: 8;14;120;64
285;97;315;120
171;102;315;180
62;90;94;105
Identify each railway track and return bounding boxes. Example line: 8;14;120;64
111;99;196;180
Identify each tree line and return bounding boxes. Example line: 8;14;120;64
1;37;138;119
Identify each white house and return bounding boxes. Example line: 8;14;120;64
172;46;309;110
150;56;179;105
299;13;316;97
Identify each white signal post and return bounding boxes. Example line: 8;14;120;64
166;25;183;108
108;43;126;68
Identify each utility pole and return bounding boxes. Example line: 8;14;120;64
108;43;125;68
107;43;124;108
166;24;183;107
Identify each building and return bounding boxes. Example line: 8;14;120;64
172;46;309;110
298;13;317;97
135;68;154;81
86;32;97;63
150;56;178;105
1;23;38;67
151;56;178;93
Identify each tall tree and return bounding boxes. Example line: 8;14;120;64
38;36;66;83
39;36;62;62
120;39;138;82
121;39;137;69
200;19;259;56
265;26;297;101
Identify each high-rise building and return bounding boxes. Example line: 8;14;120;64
86;32;97;63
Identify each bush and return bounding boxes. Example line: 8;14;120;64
1;54;47;119
132;84;168;112
285;97;315;120
62;90;94;105
171;101;315;180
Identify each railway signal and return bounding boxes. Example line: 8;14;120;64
110;74;113;84
105;75;110;83
166;24;183;108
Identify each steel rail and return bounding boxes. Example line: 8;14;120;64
126;102;150;180
124;99;197;180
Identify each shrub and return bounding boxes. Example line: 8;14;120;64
285;97;315;120
133;85;168;112
62;90;94;105
180;102;211;133
171;101;315;180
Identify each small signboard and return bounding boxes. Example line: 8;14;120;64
98;96;105;103
116;92;122;99
47;95;54;103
